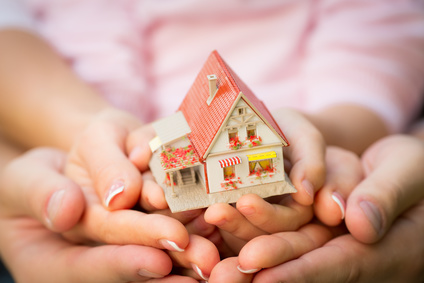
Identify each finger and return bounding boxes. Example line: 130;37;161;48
153;208;204;225
236;194;314;233
127;124;156;172
66;116;143;210
272;108;326;206
0;219;175;283
252;236;357;283
238;223;333;273
0;148;84;232
253;201;424;283
206;228;236;258
140;171;169;211
209;257;253;283
184;211;217;238
346;135;424;243
314;146;363;226
67;204;190;253
168;234;220;282
204;203;266;241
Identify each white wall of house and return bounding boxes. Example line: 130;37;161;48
164;135;191;150
206;144;286;194
209;98;282;155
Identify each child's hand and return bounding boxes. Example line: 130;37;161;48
129;108;326;256
190;108;326;254
232;146;362;274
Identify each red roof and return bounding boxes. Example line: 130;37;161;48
178;51;288;160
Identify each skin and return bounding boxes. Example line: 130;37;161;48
208;135;424;282
131;108;328;257
0;141;219;282
306;104;390;155
0;26;409;283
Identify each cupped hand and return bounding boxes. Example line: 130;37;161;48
0;147;220;281
199;108;327;254
0;147;200;283
251;200;424;283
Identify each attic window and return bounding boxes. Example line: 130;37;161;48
246;124;257;139
206;74;218;105
228;128;238;141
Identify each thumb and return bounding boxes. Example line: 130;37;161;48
0;148;85;232
345;135;424;243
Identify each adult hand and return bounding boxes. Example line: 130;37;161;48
0;147;218;282
209;135;424;282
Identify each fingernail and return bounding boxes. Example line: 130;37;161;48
359;200;383;236
192;263;209;281
237;265;261;274
104;180;125;207
159;239;185;252
46;189;66;225
302;180;314;200
238;205;256;216
331;192;346;220
138;269;164;278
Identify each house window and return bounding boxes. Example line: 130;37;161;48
228;129;238;141
249;159;273;175
223;165;236;179
246;125;257;139
238;108;245;115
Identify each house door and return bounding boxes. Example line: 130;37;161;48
177;167;197;187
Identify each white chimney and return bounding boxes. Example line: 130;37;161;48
207;74;218;105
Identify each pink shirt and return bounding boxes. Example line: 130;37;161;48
2;0;424;132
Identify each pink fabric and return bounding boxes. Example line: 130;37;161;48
15;0;424;131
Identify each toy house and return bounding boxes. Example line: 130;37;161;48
149;51;296;212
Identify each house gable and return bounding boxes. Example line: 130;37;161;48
208;96;284;155
179;50;289;161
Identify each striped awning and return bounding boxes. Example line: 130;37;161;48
218;156;242;168
247;151;277;161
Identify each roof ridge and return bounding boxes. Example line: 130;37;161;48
211;50;240;93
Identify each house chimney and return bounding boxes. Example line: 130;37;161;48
208;75;218;100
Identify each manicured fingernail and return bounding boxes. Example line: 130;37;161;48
138;269;164;278
159;239;185;252
104;180;125;207
331;192;346;220
302;180;314;200
237;265;261;274
192;263;209;281
359;200;383;236
46;189;66;225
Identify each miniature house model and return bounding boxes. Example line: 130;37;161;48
149;51;296;212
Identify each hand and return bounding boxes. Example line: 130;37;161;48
250;200;424;283
345;135;424;243
0;147;219;282
197;109;327;255
65;108;148;210
209;135;424;282
63;109;197;252
136;109;327;256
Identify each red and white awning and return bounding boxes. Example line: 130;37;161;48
218;156;242;168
